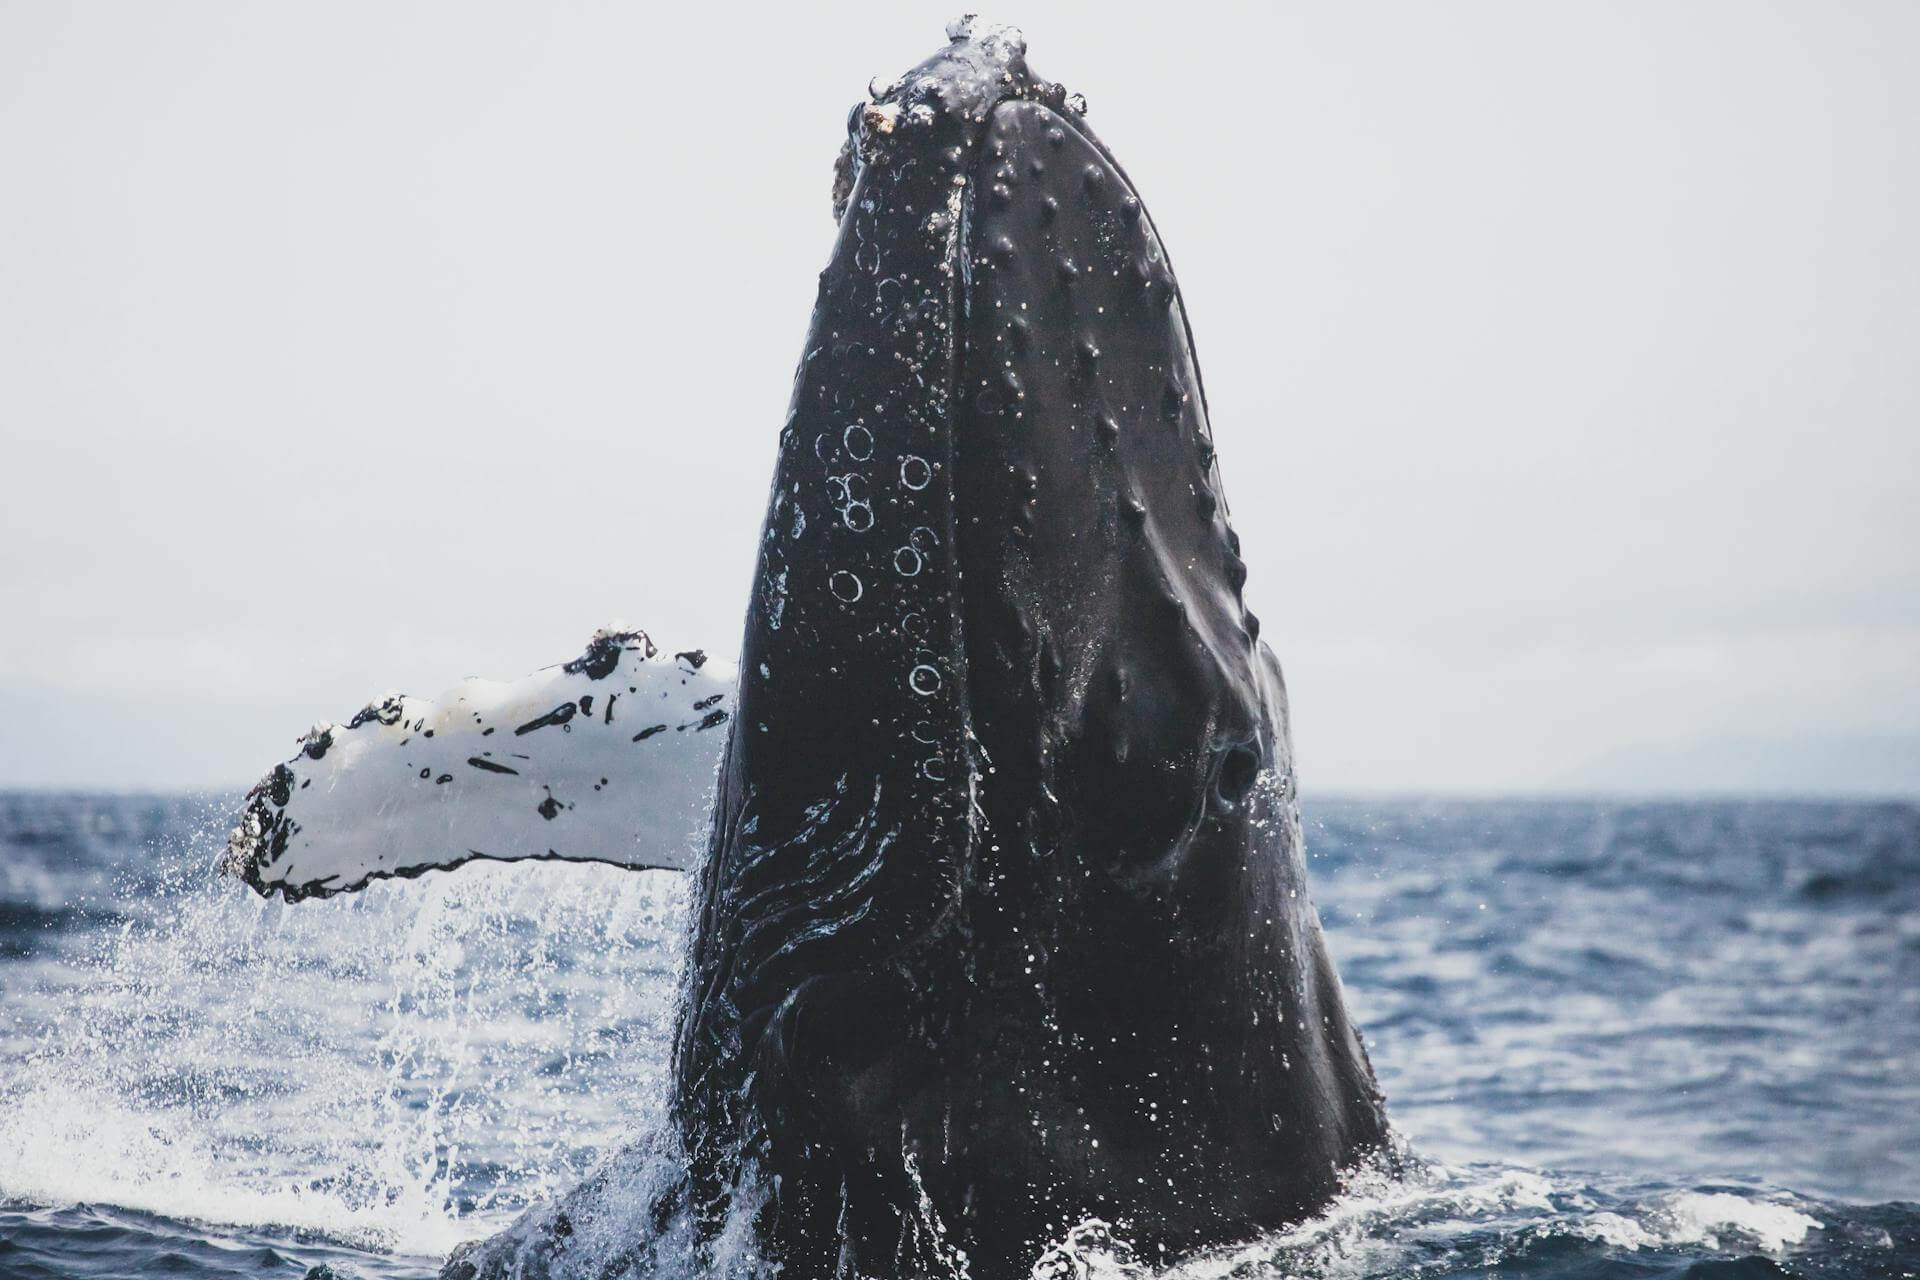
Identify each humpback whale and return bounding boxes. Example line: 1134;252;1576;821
225;18;1389;1278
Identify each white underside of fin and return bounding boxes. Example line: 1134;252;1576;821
223;630;734;900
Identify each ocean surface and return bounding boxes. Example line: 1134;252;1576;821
0;791;1914;1279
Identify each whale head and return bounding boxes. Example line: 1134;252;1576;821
672;22;1388;1278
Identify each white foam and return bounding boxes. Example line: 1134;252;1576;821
0;1080;474;1259
1562;1210;1661;1251
1148;1155;1828;1279
1660;1191;1824;1253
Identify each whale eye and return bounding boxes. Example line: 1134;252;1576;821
1215;742;1262;808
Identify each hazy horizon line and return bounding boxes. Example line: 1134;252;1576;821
3;784;1912;805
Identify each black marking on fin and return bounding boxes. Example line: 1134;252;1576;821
515;703;578;736
564;630;653;680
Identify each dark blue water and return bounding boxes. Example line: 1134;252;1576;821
1;792;1915;1278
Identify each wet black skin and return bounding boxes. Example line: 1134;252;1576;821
669;25;1390;1280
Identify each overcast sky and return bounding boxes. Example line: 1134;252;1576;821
2;2;1915;795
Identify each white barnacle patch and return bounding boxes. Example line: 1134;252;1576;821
766;567;790;630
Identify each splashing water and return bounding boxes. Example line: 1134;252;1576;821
0;793;686;1271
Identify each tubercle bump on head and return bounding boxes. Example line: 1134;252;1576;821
831;19;1086;222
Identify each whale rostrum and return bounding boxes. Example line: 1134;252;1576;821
228;19;1391;1279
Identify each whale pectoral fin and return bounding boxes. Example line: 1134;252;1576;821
221;629;736;902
